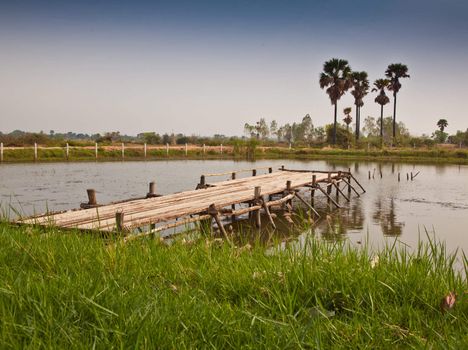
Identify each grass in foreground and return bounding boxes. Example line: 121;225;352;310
0;223;467;348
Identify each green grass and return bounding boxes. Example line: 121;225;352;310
0;222;467;348
2;146;468;164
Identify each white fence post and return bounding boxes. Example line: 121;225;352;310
185;143;188;156
203;144;206;154
66;143;69;159
121;143;125;159
220;144;223;154
0;142;3;162
166;143;169;156
34;143;38;161
144;143;147;158
95;143;98;159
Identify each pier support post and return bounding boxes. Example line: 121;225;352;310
208;204;227;238
347;168;352;195
268;167;273;174
147;181;158;198
252;169;257;176
311;174;317;207
336;171;342;197
116;211;124;232
87;189;97;206
253;186;262;228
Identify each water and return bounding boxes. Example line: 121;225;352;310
1;160;467;252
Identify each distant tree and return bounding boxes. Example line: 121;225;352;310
385;63;410;140
283;123;293;144
350;71;370;140
270;120;278;139
437;119;448;132
343;107;352;131
244;123;256;138
256;118;270;139
319;58;353;145
372;78;391;140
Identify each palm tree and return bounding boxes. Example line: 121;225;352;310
385;63;410;140
343;107;352;131
372;79;390;140
437;119;448;132
350;71;369;140
319;58;353;144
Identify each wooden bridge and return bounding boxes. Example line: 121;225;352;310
17;167;365;240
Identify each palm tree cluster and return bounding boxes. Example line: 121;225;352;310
319;59;409;145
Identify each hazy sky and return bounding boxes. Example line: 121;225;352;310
1;0;467;136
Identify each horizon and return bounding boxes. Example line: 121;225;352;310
1;0;467;136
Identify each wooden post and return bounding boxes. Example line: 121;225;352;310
121;143;125;159
208;204;227;238
286;180;293;209
268;167;273;173
220;144;223;154
411;172;413;181
34;143;38;161
407;173;409;181
87;189;97;206
398;173;401;182
0;142;3;163
254;186;262;228
199;175;206;188
335;171;341;197
347;167;352;195
326;173;332;205
252;169;257;176
147;181;157;198
95;142;98;159
66;143;69;160
166;143;169;156
115;211;124;232
262;195;277;229
281;165;285;171
203;144;206;154
144;143;147;158
185;143;188;156
311;174;316;206
368;170;371;180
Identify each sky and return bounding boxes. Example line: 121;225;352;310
0;0;467;137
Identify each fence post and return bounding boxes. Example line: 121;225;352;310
203;144;206;154
185;143;188;156
166;143;169;156
220;144;223;154
121;143;124;159
95;142;98;159
0;142;3;163
66;143;69;160
144;143;147;158
34;143;38;161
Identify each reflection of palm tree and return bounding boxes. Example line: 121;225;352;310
380;198;404;237
319;200;364;241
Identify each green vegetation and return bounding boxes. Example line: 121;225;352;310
0;222;467;348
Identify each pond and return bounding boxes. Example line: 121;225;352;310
1;159;467;253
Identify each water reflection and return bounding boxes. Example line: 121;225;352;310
373;197;404;237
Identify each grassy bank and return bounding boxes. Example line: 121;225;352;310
2;146;468;164
0;223;467;348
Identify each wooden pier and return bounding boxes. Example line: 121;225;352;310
17;167;365;240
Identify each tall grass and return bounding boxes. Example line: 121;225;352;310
0;222;467;348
